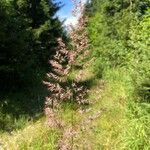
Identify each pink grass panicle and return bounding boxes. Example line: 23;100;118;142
43;0;89;127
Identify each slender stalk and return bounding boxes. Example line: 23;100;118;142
71;80;74;150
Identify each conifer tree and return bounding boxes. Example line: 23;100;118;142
0;0;65;88
14;0;64;68
0;0;30;87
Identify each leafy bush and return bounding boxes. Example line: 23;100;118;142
87;1;150;149
121;102;150;150
128;9;150;102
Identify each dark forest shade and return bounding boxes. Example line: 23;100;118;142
0;0;65;88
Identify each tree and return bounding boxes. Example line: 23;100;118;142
0;0;65;88
14;0;65;68
0;0;31;88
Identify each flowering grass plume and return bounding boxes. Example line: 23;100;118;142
43;0;89;128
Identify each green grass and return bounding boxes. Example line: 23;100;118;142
0;63;150;149
71;68;127;149
0;84;46;132
0;118;59;150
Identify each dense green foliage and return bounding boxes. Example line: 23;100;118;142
0;0;150;149
0;0;65;133
0;0;64;88
87;0;150;149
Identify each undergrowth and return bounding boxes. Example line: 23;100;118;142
0;118;59;150
0;1;150;149
0;61;149;149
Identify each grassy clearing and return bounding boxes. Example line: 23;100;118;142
56;66;150;149
0;64;149;149
0;84;46;132
0;118;59;150
48;66;131;149
70;68;128;149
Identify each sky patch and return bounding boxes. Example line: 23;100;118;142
54;0;87;26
